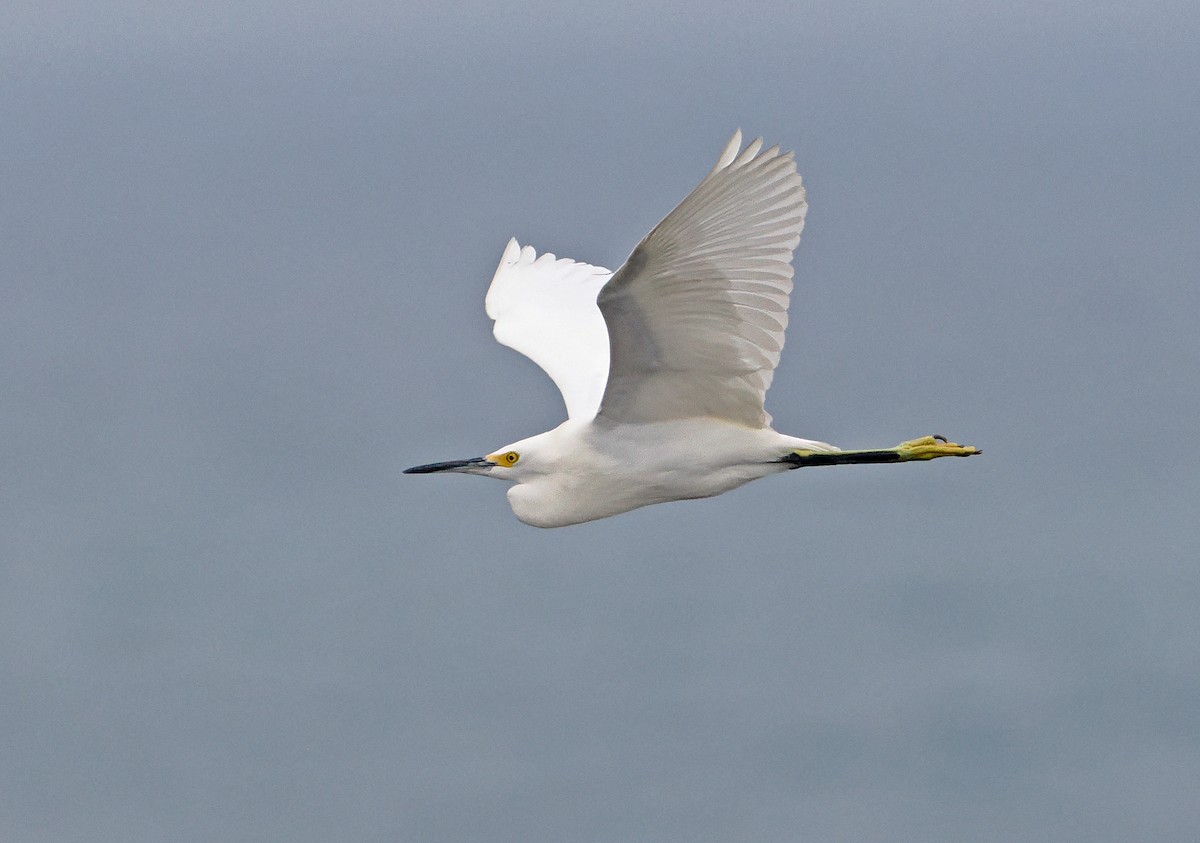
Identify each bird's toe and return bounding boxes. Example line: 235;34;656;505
896;435;981;460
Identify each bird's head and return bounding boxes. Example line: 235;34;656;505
403;436;543;481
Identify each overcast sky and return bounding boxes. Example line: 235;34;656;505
3;2;1199;841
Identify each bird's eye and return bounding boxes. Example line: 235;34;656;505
503;451;519;465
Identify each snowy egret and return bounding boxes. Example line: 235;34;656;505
406;131;979;527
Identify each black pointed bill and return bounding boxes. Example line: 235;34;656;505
403;456;494;475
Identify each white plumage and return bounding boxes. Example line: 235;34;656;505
485;239;612;421
406;131;979;527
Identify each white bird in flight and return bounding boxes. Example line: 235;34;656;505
406;131;979;527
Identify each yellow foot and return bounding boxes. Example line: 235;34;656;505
896;435;981;460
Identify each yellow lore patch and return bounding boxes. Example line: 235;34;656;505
488;450;521;467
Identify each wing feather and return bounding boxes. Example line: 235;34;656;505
596;131;808;427
484;238;613;421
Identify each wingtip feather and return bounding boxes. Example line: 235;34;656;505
711;129;743;174
502;237;522;264
734;137;765;165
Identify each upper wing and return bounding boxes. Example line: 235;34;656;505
484;238;613;421
596;131;807;428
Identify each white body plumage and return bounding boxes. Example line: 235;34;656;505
498;418;837;528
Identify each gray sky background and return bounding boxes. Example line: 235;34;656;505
4;2;1199;840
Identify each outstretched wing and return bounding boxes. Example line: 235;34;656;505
596;131;807;428
484;238;613;421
